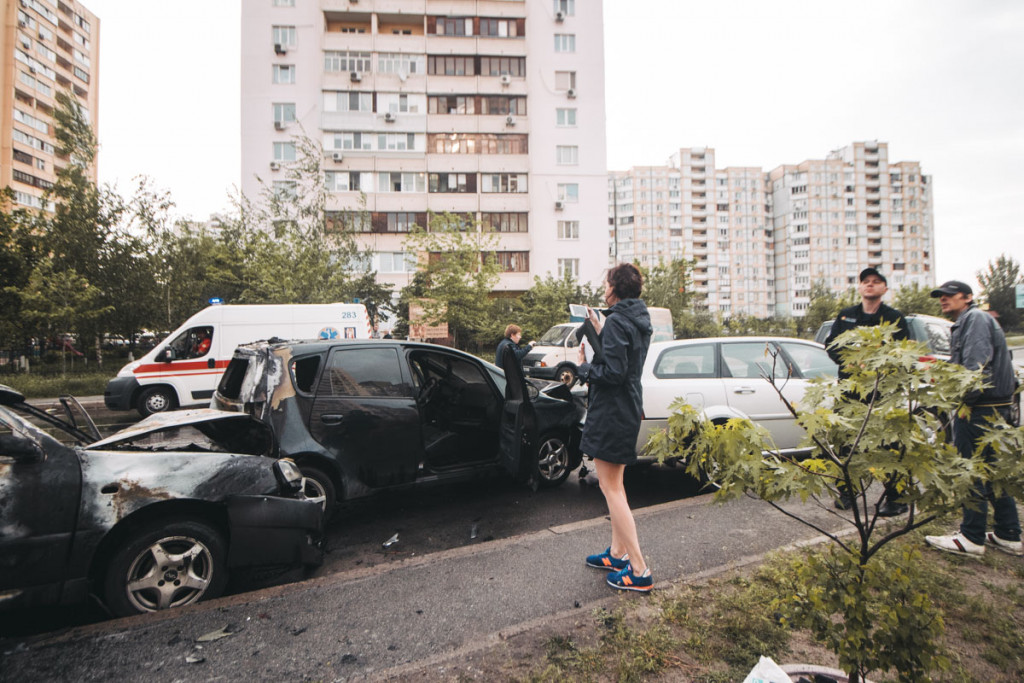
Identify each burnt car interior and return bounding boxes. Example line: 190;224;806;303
407;350;501;468
98;421;273;456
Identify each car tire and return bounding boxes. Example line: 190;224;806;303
103;519;227;618
533;432;572;488
299;463;337;521
137;386;176;417
556;365;577;386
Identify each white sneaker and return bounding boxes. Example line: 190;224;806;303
986;532;1023;556
925;533;985;557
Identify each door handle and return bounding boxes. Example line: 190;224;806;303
733;387;756;394
208;358;216;369
321;414;345;425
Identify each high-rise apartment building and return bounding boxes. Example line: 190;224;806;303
2;0;99;210
240;0;608;294
610;141;934;318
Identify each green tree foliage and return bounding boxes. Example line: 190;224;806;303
645;326;1024;682
637;259;702;338
400;213;501;348
722;313;796;338
977;253;1022;331
508;273;602;343
893;282;942;317
801;280;858;339
0;189;39;351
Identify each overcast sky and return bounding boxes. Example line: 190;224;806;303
84;0;1023;290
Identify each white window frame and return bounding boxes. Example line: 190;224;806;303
557;258;580;279
273;141;296;161
272;64;295;84
272;25;296;48
556;145;578;165
556;108;576;126
557;220;579;240
557;183;579;202
273;102;296;123
553;34;575;52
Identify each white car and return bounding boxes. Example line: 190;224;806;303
636;337;838;459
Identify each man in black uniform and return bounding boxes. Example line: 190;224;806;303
825;267;910;516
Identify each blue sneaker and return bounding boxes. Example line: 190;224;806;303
585;547;629;571
606;565;653;592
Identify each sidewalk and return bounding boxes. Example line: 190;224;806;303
0;491;851;682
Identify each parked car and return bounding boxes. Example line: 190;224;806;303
635;337;839;460
0;386;323;618
211;339;585;517
814;313;953;360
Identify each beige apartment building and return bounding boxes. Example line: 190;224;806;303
610;141;933;318
1;0;99;210
240;0;609;295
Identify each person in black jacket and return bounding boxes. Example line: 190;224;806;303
577;264;654;592
824;267;910;516
494;324;534;367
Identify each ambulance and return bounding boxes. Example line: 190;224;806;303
104;303;370;416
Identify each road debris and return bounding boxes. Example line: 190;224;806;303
196;623;244;642
382;533;399;548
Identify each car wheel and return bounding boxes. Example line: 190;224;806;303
299;463;336;521
137;386;176;417
534;433;572;488
556;365;577;386
103;519;227;618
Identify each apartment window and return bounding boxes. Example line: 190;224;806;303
557;183;579;202
273;102;296;124
480;56;525;77
376;252;416;273
482;213;528;233
385;212;422;233
273;181;297;200
380;93;423;113
480;96;526;115
557;220;580;239
333;132;372;150
429;95;475;114
479;18;520;37
13;109;48;134
377;172;426;193
556;108;576;126
556;145;578;165
427;133;528;154
378;133;417;151
428;55;476;76
554;34;575;52
272;25;296;48
436;17;473;36
273;0;295;5
429;173;475;193
492;252;530;272
554;0;575;15
323;91;373;112
554;70;576;90
482;173;528;193
378;53;424;75
12;128;54;154
558;258;580;279
273;142;296;161
272;64;295;83
325;171;373;192
325;51;371;72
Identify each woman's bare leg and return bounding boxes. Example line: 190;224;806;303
595;458;647;574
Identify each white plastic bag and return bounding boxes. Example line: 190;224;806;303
742;656;793;683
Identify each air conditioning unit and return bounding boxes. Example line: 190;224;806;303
555;11;565;22
505;114;516;126
500;74;512;86
566;87;576;99
274;120;286;131
350;71;362;82
554;200;565;211
274;43;287;55
384;112;396;122
270;161;281;171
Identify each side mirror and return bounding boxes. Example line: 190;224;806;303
566;338;577;348
157;347;176;362
0;434;44;463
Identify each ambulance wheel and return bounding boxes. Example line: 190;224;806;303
137;386;177;417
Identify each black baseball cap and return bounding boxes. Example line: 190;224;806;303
930;280;973;298
859;267;886;284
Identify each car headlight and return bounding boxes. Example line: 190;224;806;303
273;458;304;495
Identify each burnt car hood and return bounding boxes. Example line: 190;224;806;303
87;409;275;454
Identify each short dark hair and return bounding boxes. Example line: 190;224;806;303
607;263;643;300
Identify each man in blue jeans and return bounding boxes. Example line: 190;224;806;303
925;280;1022;557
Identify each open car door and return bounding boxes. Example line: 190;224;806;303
498;345;538;484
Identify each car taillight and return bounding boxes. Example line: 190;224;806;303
919;355;936;363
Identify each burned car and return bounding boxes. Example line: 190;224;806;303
0;386;323;618
211;339;584;516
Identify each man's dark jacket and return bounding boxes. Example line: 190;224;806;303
825;302;909;379
495;337;530;367
577;299;653;463
950;303;1016;406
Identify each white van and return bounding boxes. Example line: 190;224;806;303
522;307;674;385
104;303;370;416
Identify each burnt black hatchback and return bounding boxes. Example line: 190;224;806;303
212;339;584;517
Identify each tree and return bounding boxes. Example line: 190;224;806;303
510;273;602;343
893;282;941;317
400;213;501;349
638;259;699;339
977;254;1022;331
0;189;39;354
646;326;1024;682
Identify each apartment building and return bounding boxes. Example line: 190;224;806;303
240;0;608;294
2;0;99;210
610;141;933;318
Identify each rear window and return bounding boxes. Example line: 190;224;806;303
319;347;411;398
291;355;322;394
654;344;716;378
778;342;838;380
216;358;250;400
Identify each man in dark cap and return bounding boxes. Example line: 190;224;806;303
824;267;910;515
925;280;1021;557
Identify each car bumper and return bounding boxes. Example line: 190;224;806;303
525;366;558;380
104;376;139;411
226;495;324;567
